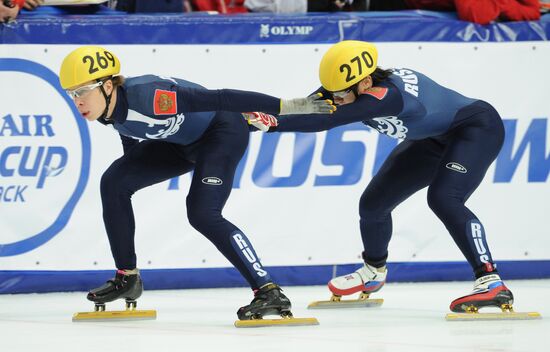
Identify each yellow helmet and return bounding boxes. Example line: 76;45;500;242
59;46;120;89
319;40;378;92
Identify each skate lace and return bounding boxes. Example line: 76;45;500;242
251;292;270;304
252;285;283;303
473;274;501;291
357;264;379;282
107;275;127;289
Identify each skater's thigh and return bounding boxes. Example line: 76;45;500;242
361;139;443;211
103;140;194;192
187;112;249;207
429;114;504;201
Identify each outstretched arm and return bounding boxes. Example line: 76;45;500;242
273;90;403;133
275;103;365;132
174;87;335;115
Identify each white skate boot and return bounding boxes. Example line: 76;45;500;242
308;263;387;309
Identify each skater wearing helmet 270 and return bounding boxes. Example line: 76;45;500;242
60;46;333;326
252;40;539;320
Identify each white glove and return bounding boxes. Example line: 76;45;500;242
243;112;278;132
280;93;336;115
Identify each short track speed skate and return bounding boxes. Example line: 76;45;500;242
73;269;156;322
309;263;386;309
446;274;541;321
235;283;319;327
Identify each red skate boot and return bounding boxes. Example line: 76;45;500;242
447;274;540;320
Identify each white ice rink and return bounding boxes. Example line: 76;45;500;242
1;280;548;352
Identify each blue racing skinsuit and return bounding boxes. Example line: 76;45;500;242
273;69;504;277
99;74;281;289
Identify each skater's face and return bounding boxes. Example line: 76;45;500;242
67;79;113;121
331;76;373;106
332;85;356;105
332;87;356;105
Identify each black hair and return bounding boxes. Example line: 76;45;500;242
345;68;393;98
371;67;393;85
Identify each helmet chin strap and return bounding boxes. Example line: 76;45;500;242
347;82;360;99
351;85;360;99
97;78;113;124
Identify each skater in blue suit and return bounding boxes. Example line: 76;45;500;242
250;40;513;314
59;46;334;321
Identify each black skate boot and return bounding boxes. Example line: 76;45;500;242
87;269;143;311
237;283;292;320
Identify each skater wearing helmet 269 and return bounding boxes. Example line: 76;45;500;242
60;46;333;326
250;40;540;320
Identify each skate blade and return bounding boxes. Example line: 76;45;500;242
72;309;157;322
446;311;541;321
234;317;319;328
308;298;383;309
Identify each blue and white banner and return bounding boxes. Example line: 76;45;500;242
3;12;550;44
1;14;549;293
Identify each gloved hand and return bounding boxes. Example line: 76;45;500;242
243;112;278;132
23;0;43;11
280;93;336;115
1;0;22;23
